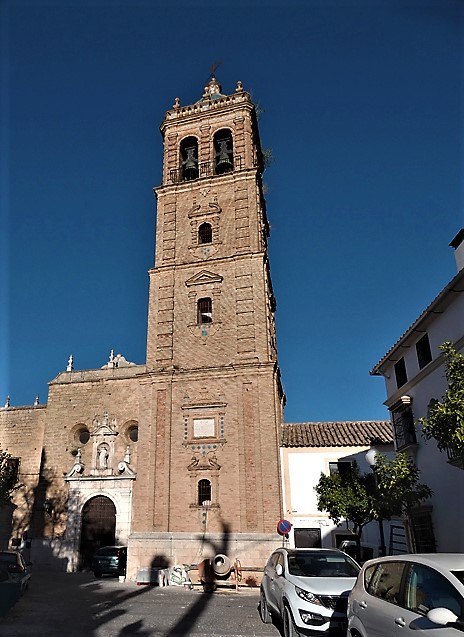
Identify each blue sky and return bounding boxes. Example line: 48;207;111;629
1;0;463;422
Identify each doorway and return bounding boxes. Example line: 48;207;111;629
79;496;116;570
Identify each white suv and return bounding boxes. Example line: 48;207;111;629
347;554;464;637
259;548;360;636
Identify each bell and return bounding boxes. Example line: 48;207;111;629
182;147;198;180
215;140;233;174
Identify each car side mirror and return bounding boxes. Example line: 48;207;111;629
275;564;283;576
427;608;462;628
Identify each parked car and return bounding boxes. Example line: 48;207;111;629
259;548;360;636
0;550;31;593
338;540;378;563
347;554;464;637
91;546;127;578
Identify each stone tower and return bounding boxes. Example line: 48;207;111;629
130;77;285;569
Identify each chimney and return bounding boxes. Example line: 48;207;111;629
449;229;464;272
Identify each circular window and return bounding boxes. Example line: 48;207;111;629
78;429;90;444
128;426;139;443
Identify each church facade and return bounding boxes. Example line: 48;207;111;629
0;77;286;576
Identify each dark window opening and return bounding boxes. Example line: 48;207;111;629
214;129;234;174
391;406;417;450
294;528;322;548
180;136;199;181
197;297;212;324
329;461;353;483
6;458;20;482
198;222;212;244
79;428;90;444
198;479;212;506
416;334;432;370
409;508;436;553
129;426;138;443
394;358;408;388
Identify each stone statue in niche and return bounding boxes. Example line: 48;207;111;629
97;444;110;469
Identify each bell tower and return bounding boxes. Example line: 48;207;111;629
131;77;284;569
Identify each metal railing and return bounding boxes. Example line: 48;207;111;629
169;156;242;184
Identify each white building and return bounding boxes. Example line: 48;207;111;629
280;420;402;558
371;229;464;552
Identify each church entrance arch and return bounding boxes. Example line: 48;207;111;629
79;495;116;570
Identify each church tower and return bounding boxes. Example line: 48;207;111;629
131;77;284;569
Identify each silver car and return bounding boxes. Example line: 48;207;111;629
259;547;360;636
347;554;464;637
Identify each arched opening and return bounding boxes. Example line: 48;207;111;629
214;129;233;174
198;222;212;244
180;136;199;181
79;496;116;570
197;297;212;324
198;479;212;506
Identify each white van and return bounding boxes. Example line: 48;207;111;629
338;539;379;563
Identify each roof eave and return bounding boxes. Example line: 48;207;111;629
370;268;464;376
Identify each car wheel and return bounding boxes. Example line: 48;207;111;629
259;588;272;624
283;605;301;637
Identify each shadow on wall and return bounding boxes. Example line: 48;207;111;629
162;521;232;637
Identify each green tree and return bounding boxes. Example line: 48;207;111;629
314;453;431;560
0;449;20;506
373;453;432;517
419;341;464;465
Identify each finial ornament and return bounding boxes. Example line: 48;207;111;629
34;395;40;406
66;355;73;372
236;80;243;93
173;97;180;109
4;396;10;408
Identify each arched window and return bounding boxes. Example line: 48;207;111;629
197;297;212;324
198;479;212;506
198;222;212;244
214;129;233;174
180;136;199;181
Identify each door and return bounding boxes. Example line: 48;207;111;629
79;496;116;570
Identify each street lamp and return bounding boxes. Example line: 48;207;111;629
365;447;386;557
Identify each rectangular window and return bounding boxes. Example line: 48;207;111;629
409;508;436;553
193;418;215;438
197;298;212;324
198;479;212;506
329;461;353;483
416;334;432;369
294;528;322;548
394;358;408;388
391;407;417;450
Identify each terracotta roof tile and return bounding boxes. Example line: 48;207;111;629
281;421;393;448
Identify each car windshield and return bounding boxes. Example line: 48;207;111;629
287;552;360;578
96;547;121;557
451;570;464;586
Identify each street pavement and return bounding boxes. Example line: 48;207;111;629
0;571;283;637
